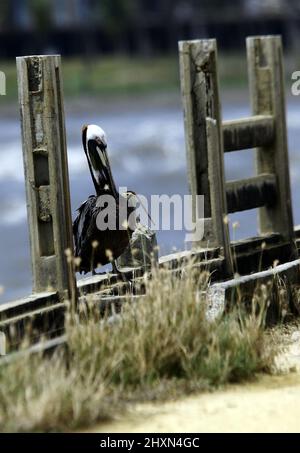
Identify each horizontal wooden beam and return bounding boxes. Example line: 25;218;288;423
0;291;58;318
223;115;274;152
226;173;277;213
0;335;67;366
208;257;300;323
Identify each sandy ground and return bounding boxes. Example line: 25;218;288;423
84;329;300;433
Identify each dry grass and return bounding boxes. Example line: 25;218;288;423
0;263;278;432
0;351;115;432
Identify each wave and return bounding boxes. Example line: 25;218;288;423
0;114;185;185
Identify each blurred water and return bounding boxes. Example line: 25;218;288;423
1;95;300;303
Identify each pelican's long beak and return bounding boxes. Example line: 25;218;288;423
86;138;118;197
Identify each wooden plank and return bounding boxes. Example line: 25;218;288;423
247;36;295;248
232;238;293;276
207;117;233;275
0;291;58;319
0;335;67;366
207;257;300;322
16;55;77;303
178;39;233;275
226;173;277;213
223;115;274;152
178;40;211;220
159;247;220;268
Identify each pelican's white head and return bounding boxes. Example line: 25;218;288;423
86;124;107;148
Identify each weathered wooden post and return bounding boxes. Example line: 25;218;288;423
178;39;233;275
0;71;6;95
17;55;76;303
247;36;295;244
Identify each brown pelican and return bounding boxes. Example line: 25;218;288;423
73;124;136;275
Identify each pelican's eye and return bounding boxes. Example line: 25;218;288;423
96;136;107;149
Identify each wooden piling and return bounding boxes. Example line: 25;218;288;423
179;39;233;275
247;36;295;243
17;55;76;303
178;40;211;222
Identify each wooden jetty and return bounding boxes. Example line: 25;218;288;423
1;35;300;356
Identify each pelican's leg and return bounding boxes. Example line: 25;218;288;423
111;261;118;275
